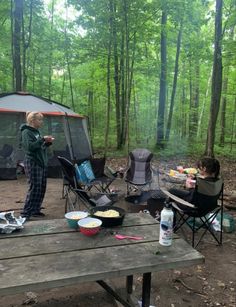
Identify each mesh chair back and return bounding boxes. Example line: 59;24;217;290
194;177;223;216
125;148;153;185
57;156;77;188
90;157;105;178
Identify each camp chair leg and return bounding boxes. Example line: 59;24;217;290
127;184;130;195
219;205;223;245
173;213;189;232
173;207;223;248
62;182;69;199
196;218;222;247
192;218;196;247
65;191;77;213
188;210;223;248
65;190;86;213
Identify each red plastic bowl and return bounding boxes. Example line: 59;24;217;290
78;217;102;236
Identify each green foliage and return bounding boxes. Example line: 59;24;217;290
0;0;235;158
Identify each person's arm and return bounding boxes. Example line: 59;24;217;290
22;130;44;151
185;175;196;189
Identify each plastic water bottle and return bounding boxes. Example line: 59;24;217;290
159;202;174;246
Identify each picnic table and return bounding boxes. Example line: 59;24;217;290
0;213;204;307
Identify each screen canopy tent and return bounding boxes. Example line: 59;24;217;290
0;92;92;179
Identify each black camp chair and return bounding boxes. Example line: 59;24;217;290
124;148;153;195
161;177;224;248
57;156;114;213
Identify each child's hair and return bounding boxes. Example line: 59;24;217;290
197;157;220;179
26;112;43;124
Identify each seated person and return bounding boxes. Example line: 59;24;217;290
168;157;221;211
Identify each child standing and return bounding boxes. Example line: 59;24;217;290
20;112;54;220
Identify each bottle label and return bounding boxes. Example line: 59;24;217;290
159;218;173;246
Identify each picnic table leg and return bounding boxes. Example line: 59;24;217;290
97;280;132;307
126;275;133;294
142;272;151;307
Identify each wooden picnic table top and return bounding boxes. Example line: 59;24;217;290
0;213;204;297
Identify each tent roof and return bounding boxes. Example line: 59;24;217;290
0;92;84;117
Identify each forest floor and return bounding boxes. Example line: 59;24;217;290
0;157;235;307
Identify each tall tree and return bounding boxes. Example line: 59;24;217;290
48;0;55;100
156;9;167;148
165;19;183;141
22;0;33;90
104;3;113;156
220;14;236;146
110;0;122;149
13;0;23;91
189;59;200;139
205;0;223;157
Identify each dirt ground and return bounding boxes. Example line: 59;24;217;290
0;157;235;307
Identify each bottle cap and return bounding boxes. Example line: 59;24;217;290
164;200;173;209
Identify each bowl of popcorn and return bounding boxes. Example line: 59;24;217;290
77;217;102;236
65;211;88;229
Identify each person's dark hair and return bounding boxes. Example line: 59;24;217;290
197;157;220;179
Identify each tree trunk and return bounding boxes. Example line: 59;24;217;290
22;0;33;91
104;32;112;157
229;98;236;152
13;0;23;91
88;90;94;138
121;0;129;148
219;24;235;146
181;84;187;137
66;56;75;111
32;55;36;92
11;0;14;90
156;10;167;147
197;68;212;138
120;32;125;146
110;0;121;149
61;73;66;104
48;0;54;100
132;80;139;145
189;61;200;139
165;20;182;141
204;0;223;157
125;32;136;150
219;72;228;146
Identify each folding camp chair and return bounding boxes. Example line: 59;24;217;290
57;156;114;213
124;148;153;195
76;156;116;193
161;177;224;248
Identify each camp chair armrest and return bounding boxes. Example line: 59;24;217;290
104;165;118;178
74;187;89;193
160;188;196;209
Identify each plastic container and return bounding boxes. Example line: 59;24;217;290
65;211;88;229
159;202;174;246
78;217;102;236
